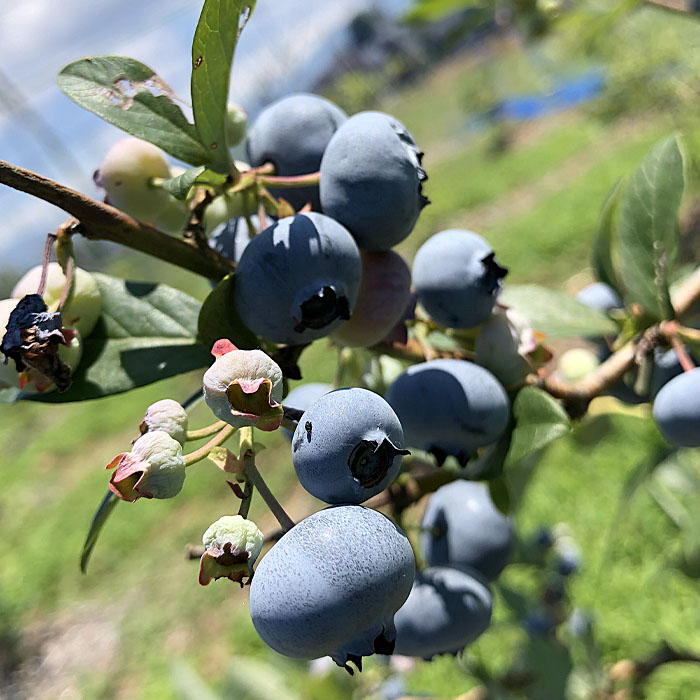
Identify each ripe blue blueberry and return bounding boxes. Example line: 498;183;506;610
246;93;347;210
292;388;408;504
208;215;260;264
420;480;513;580
233;212;362;344
652;367;700;447
385;359;510;466
320;111;429;251
248;505;415;672
575;282;623;313
650;347;693;398
412;229;507;329
392;566;492;659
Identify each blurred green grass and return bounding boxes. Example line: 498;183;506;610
3;7;700;699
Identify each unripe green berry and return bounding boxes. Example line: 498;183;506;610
557;348;600;382
226;104;248;148
96;137;176;222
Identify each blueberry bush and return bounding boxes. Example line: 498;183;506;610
2;0;700;697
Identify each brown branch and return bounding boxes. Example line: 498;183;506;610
0;160;234;281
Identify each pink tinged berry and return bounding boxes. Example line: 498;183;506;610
331;250;412;348
106;431;186;502
202;340;284;431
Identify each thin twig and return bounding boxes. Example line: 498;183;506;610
0;160;234;281
37;234;56;297
184;424;236;466
186;420;227;441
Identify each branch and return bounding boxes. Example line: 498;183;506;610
0;160;234;281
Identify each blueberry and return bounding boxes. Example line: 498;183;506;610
320;111;428;251
292;388;408;504
392;567;492;659
331;251;412;348
246;93;347;210
575;282;623;313
385;359;510;466
248;505;415;672
208;215;259;264
653;367;700;447
412;229;507;329
233;212;362;344
650;347;690;398
420;480;513;580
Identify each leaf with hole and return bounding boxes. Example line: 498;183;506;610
58;56;211;165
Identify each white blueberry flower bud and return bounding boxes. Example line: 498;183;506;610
140;399;189;446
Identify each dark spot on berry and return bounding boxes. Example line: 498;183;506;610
347;438;409;488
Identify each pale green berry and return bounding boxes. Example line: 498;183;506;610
226;104;248;148
12;262;102;338
140;399;189;446
96;137;176;222
558;348;600;382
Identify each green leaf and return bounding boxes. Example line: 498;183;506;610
198;274;259;352
506;387;570;466
58;56;211;165
488;477;510;515
161;166;207;199
80;491;118;573
592;177;625;295
191;0;256;173
26;274;210;402
617;134;684;321
500;285;618;338
159;166;229;200
464;424;513;481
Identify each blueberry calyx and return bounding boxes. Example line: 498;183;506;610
480;252;508;294
347;438;410;488
294;285;350;333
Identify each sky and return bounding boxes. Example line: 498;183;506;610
0;0;410;272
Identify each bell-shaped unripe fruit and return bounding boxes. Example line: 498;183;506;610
653;367;700;447
203;342;284;431
12;262;102;338
106;430;186;501
413;229;507;329
420;480;513;580
474;308;534;387
386;359;510;466
199;514;263;585
249;505;415;672
320;111;428;251
95;137;177;222
331;251;412;348
247;93;347;210
140;399;189;446
575;282;622;313
393;567;493;659
292;388;409;504
234;213;362;344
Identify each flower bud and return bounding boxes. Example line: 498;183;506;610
199;514;263;586
140;399;189;446
203;340;284;431
106;431;186;502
